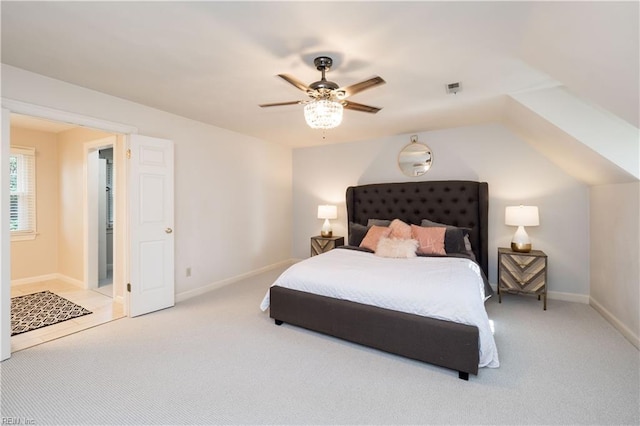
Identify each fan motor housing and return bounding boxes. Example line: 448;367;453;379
310;56;339;92
309;80;339;91
314;56;333;71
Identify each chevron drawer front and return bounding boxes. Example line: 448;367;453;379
498;247;548;310
311;236;344;257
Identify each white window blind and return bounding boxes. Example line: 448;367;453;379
9;146;37;238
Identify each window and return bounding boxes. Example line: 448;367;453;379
9;146;36;240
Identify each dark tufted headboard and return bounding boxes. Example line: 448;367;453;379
346;180;489;276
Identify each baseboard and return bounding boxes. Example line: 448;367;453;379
489;284;589;304
547;290;589;304
175;259;296;303
11;273;85;288
590;296;640;350
11;273;59;286
56;274;85;288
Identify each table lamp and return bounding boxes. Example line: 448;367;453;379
317;205;338;237
505;205;539;253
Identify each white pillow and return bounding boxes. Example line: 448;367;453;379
374;237;418;258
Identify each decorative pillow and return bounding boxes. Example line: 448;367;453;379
463;234;472;251
411;225;446;255
463;234;477;261
388;219;412;239
375;237;418;258
367;218;391;227
359;225;391;251
420;219;468;254
349;222;370;247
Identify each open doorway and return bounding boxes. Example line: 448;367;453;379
2;101;175;361
98;147;115;291
8;114;125;352
85;139;117;299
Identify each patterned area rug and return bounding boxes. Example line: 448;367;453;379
11;291;92;336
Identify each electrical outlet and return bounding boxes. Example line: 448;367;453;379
186;267;192;277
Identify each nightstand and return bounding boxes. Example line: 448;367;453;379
498;247;548;310
311;235;344;256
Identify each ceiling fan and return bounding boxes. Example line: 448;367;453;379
259;56;386;129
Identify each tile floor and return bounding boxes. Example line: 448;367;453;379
10;279;125;352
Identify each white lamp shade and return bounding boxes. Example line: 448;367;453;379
505;205;539;227
317;205;338;220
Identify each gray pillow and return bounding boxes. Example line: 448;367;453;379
464;235;476;262
349;222;370;247
420;219;468;254
367;219;391;227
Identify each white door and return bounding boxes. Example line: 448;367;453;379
128;134;175;317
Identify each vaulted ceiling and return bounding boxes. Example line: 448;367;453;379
2;1;638;183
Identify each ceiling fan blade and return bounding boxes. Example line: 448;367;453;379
339;76;386;98
277;74;310;92
259;100;304;108
342;101;382;114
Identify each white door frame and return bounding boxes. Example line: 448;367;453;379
0;98;138;361
1;108;11;361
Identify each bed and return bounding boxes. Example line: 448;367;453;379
262;180;497;380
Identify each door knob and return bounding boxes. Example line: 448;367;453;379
165;228;173;234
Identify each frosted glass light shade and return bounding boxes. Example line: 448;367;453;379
304;100;343;129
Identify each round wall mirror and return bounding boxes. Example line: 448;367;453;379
398;138;433;177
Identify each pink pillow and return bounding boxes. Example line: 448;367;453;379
360;225;391;251
411;225;446;255
375;237;418;258
388;219;412;239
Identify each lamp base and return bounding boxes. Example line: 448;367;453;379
321;218;333;238
511;242;532;253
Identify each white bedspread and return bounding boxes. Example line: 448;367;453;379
261;249;499;368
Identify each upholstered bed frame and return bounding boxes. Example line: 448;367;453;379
270;180;489;380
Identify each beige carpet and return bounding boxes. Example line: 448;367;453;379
1;266;638;425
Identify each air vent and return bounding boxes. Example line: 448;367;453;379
446;82;461;94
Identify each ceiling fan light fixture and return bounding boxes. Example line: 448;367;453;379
261;56;385;129
304;99;343;129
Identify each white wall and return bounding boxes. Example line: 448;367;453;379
292;123;590;298
590;182;640;348
1;65;293;298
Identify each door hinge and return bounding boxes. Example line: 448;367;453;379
127;283;131;292
126;149;131;159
